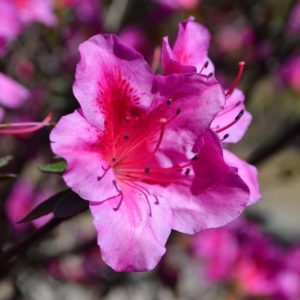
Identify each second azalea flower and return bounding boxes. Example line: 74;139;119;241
50;34;251;272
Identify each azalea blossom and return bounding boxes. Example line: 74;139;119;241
50;34;250;271
192;218;300;299
0;72;29;109
161;17;261;204
0;0;23;55
161;17;252;143
56;0;100;23
0;0;56;56
12;0;57;27
153;0;200;10
5;177;53;236
279;54;300;93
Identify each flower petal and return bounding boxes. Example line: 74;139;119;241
0;72;29;108
162;17;214;75
50;109;120;203
161;37;197;75
223;149;261;205
149;129;250;233
152;73;225;160
212;89;252;143
73;34;154;131
90;184;172;272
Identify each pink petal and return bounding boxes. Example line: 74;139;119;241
73;34;154;131
0;0;22;41
211;89;252;143
148;130;250;233
154;0;199;10
152;73;225;160
162;17;214;75
17;0;57;27
161;37;197;75
50;109;120;203
0;72;29;108
223;149;261;205
89;184;172;272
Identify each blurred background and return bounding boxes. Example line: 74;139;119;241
1;0;300;299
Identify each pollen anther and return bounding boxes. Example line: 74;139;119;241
185;168;191;175
192;154;199;161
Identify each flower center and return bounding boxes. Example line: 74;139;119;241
109;100;195;186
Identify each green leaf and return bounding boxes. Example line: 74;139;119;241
17;189;71;223
0;156;13;168
39;160;67;174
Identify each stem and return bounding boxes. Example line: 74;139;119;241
247;117;300;165
0;218;64;266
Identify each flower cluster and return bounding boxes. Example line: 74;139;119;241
50;17;260;272
192;218;300;299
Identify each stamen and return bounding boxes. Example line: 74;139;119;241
215;109;244;133
96;165;112;181
166;99;172;105
116;119;167;167
192;154;199;161
0;113;53;134
207;72;214;80
235;110;244;121
124;133;129;140
121;181;152;216
164;108;181;126
117;154;197;178
118;173;184;183
216;101;242;117
185;168;191;175
199;60;209;74
112;180;123;211
126;116;130;122
225;61;245;98
221;133;230;141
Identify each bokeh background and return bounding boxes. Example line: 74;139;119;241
1;0;300;299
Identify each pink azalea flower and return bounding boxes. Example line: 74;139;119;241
56;0;100;23
154;0;200;10
118;26;152;59
279;54;300;93
0;72;29;109
0;0;23;54
193;218;300;299
0;0;56;56
13;0;57;27
50;34;250;271
192;226;239;281
161;17;261;205
161;17;251;143
5;178;53;236
214;25;255;55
